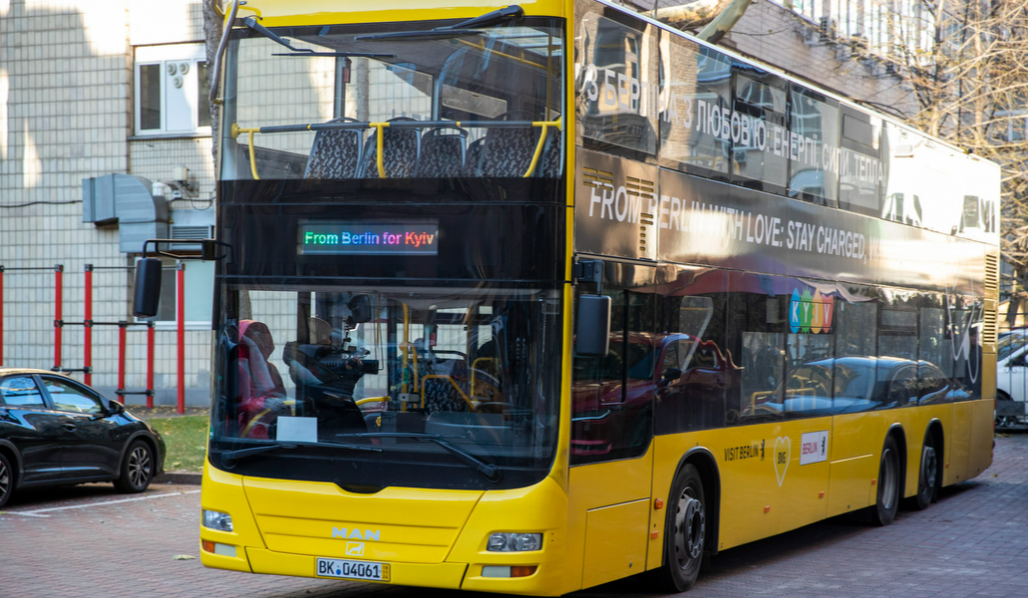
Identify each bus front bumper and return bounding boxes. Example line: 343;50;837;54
202;546;551;594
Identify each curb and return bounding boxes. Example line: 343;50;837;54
155;472;202;485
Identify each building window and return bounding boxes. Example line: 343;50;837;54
135;43;211;136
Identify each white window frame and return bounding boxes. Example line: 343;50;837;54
134;43;212;137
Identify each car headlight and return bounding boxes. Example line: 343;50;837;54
487;532;542;552
202;510;233;532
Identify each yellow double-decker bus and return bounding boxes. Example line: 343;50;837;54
186;0;1000;593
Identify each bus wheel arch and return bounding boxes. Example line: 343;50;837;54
681;448;721;560
920;419;945;506
872;427;905;526
651;448;721;592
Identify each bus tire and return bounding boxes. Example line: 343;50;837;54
911;432;939;510
651;463;706;592
871;435;901;526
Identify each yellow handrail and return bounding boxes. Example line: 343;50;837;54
355;396;389;406
372;122;388;178
234;119;559;181
523;120;562;178
241;399;296;438
470;357;498;395
420;375;476;411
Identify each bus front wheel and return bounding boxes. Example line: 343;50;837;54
652;463;707;592
871;435;901;526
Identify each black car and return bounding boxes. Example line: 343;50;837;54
0;368;166;508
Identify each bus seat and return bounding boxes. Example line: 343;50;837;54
415;127;467;178
422;375;469;412
535;125;563;177
358;117;421;178
462;138;486;176
478;114;538;177
304;117;363;179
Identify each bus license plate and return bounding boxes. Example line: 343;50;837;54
316;558;390;582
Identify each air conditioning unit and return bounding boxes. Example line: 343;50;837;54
170;224;214;251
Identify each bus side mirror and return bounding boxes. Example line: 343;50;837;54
132;258;163;318
575;294;610;357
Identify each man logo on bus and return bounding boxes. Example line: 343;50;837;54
789;289;834;334
332;527;381;541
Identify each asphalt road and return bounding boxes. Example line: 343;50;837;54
1;433;1024;598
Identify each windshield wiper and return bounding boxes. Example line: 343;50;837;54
221;440;380;466
338;432;501;483
355;4;523;42
442;4;524;30
242;16;395;58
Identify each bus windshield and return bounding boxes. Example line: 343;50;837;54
210;283;562;490
221;18;565;181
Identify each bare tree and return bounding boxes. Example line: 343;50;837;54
819;0;1027;323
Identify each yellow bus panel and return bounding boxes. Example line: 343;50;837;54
248;0;569;27
581;499;650;588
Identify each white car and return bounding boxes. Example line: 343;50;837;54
996;332;1027;428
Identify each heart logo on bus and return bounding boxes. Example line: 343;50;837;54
773;436;791;487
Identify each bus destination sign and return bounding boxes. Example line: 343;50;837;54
298;220;439;256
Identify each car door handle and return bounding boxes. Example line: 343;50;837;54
63;423;76;430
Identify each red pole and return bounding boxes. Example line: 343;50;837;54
54;264;63;369
0;266;5;367
176;262;185;414
84;265;93;386
117;322;127;404
146;323;155;409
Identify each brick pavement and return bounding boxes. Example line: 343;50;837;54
0;434;1024;598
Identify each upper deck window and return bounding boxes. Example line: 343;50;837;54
220;18;565;181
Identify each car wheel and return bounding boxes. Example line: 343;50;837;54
0;452;14;509
114;440;154;493
995;391;1013;429
650;463;707;592
871;435;901;526
911;432;938;510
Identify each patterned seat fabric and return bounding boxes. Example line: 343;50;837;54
304;118;363;179
359;117;421;178
535;126;563;178
422;377;469;413
462;138;486;177
478;125;538;178
415;129;466;178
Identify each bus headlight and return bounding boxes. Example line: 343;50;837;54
202;509;234;532
487;532;542;552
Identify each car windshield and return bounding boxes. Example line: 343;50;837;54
210;283;562;490
221;18;565;181
998;332;1027;361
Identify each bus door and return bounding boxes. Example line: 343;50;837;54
569;261;656;589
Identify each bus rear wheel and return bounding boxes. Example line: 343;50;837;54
911;433;939;510
871;435;901;526
651;463;706;592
